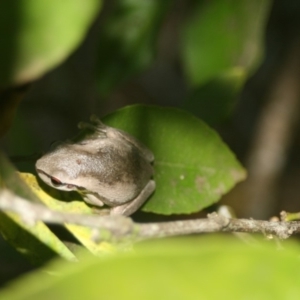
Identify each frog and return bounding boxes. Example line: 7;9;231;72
35;115;155;216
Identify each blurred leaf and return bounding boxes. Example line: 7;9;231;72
1;236;300;299
184;68;247;125
96;0;171;96
0;152;76;265
181;0;271;87
22;173;116;255
0;0;101;87
103;105;246;214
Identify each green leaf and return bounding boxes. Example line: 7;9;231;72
0;152;77;265
103;105;246;214
96;0;171;96
0;0;101;87
181;0;271;86
1;236;300;299
22;173;117;255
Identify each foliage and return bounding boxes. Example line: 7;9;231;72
1;237;300;299
96;0;172;95
0;0;101;87
0;0;278;297
181;0;271;124
103;105;246;214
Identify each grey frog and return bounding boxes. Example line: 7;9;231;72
35;115;155;216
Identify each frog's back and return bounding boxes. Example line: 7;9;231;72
66;139;153;204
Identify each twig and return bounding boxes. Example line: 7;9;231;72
0;190;299;241
0;190;136;238
138;212;299;240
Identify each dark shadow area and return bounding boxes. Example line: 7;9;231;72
0;1;21;87
0;235;34;288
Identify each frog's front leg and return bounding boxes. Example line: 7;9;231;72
82;193;105;207
110;180;156;216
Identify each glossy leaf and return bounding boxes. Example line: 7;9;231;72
0;152;76;265
0;0;101;86
181;0;271;86
103;105;246;214
1;236;299;299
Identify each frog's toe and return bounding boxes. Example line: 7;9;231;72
83;193;105;207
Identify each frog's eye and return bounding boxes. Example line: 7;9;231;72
50;176;64;186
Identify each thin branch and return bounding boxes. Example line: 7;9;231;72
0;190;136;238
138;213;299;240
0;190;299;242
